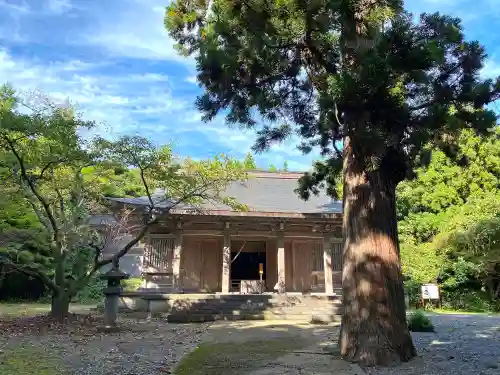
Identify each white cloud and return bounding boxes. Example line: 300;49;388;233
0;0;30;13
0;48;186;137
482;60;500;78
0;0;323;169
46;0;72;14
80;1;194;65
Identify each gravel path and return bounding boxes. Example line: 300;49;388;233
2;314;500;374
367;314;500;375
0;318;212;375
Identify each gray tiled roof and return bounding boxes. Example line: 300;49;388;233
107;171;342;215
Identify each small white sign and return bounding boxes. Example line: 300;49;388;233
421;284;440;300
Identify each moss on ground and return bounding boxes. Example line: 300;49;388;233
0;345;64;375
0;303;95;318
174;338;307;375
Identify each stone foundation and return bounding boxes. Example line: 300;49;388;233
118;292;343;323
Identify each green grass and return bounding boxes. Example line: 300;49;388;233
0;345;64;375
174;338;307;375
432;308;500;316
0;302;96;318
408;308;500;316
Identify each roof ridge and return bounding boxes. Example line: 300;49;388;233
248;171;305;179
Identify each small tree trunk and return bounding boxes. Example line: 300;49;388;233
50;292;70;322
339;138;416;366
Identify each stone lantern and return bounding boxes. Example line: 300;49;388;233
403;275;411;309
99;258;129;331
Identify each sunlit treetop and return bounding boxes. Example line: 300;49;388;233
165;0;500;198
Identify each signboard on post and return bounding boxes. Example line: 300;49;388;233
421;283;440;300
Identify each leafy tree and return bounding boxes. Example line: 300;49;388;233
268;163;278;172
82;165;146;199
165;0;500;364
0;85;246;320
439;217;500;301
243;152;257;169
283;160;289;171
398;128;500;245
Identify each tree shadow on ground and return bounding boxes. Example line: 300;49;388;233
373;314;500;375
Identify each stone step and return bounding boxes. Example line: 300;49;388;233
163;312;342;323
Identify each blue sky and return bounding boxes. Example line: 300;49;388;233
0;0;498;170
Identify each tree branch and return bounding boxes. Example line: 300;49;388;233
4;136;60;243
95;216;159;268
230;241;247;264
0;259;59;293
140;166;155;208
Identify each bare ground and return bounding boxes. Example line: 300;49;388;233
2;306;499;375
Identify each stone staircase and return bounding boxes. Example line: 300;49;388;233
118;293;343;323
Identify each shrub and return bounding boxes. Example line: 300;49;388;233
121;277;143;292
408;310;435;332
76;276;106;304
441;289;500;313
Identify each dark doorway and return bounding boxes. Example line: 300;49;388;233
231;241;266;281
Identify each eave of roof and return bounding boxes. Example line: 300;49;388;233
105;171;343;218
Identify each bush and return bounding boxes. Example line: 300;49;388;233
121;277;143;292
408;310;435;332
441;289;500;313
74;276;143;304
76;276;106;304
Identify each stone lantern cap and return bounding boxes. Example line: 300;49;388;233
100;263;130;281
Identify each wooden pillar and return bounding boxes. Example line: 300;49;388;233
276;232;286;293
221;232;231;293
323;234;334;295
172;230;183;290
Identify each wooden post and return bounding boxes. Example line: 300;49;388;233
172;230;182;290
323;234;334;295
222;232;231;293
276;232;286;294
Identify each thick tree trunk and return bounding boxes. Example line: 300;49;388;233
339;138;416;366
50;293;70;322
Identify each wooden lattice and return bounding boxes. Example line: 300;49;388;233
312;242;324;272
144;237;174;272
332;242;343;271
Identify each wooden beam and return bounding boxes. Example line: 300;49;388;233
172;229;183;290
276;231;286;294
221;232;231;293
323;234;334;295
180;229;328;238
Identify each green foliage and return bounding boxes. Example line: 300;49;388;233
76;275;106;304
0;345;64;375
407;310;435;332
401;243;444;284
268;164;278;172
440;289;500;313
121;277;143;292
396;126;500;313
82;165;145;198
166;1;499;200
0;85;247;315
243;152;257;170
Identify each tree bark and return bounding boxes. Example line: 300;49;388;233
339;137;416;366
50;292;70;322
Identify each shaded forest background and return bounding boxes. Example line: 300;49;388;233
2;129;500;312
